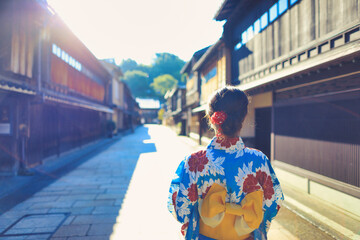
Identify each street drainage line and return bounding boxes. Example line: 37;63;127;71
284;196;360;240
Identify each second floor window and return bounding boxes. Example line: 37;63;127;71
202;67;217;84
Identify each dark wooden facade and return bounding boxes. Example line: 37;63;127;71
180;47;209;140
164;86;186;134
216;0;360;198
193;40;232;141
101;60;140;133
0;0;114;175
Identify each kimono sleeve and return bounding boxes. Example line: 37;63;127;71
167;157;199;238
253;155;284;239
266;156;284;220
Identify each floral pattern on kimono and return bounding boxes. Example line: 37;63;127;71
168;136;284;240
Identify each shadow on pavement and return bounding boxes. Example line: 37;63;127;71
0;126;155;216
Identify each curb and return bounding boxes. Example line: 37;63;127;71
283;193;360;240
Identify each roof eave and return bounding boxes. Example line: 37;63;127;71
193;39;222;71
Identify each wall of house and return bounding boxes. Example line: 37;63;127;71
274;86;360;188
233;0;360;78
0;1;41;85
241;92;273;148
50;49;105;102
200;46;231;105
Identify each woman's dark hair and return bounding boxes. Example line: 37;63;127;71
206;86;249;138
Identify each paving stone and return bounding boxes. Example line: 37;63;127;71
95;194;124;200
64;186;100;190
34;191;71;197
87;223;114;236
26;196;59;203
105;189;127;194
49;207;94;215
93;180;113;184
99;185;126;189
10;202;34;211
52;224;90;237
0;236;27;239
73;200;114;208
92;206;120;214
0;217;18;228
30;201;74;209
67;236;109;240
1;209;49;218
42;186;68;192
5;227;34;234
57;194;97;202
34;227;58;233
114;199;124;206
70;189;105;195
25;234;51;239
62;215;75;225
5;214;66;235
72;214;117;224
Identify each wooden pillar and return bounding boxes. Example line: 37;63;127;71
270;92;275;162
56;104;60;156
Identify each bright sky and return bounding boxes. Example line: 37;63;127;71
47;0;225;65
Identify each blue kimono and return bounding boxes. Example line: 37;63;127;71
168;136;284;240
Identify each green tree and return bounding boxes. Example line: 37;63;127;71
119;59;138;72
150;53;185;81
158;108;165;121
122;70;155;98
180;73;187;84
151;74;178;96
119;53;185;101
136;64;152;75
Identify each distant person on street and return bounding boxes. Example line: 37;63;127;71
167;86;284;240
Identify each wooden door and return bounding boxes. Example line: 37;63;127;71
255;107;271;158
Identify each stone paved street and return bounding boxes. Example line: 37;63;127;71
0;125;330;239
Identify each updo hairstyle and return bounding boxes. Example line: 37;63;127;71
206;86;249;138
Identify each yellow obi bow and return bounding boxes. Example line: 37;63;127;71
199;183;264;239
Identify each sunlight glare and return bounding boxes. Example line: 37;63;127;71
47;0;224;64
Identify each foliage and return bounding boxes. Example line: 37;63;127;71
150;53;185;81
176;122;182;135
158;108;165;121
181;73;187;84
151;74;178;96
119;53;185;101
136;64;152;75
119;59;138;72
122;70;156;98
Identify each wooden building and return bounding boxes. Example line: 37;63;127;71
180;47;209;141
191;40;232;144
181;41;232;144
164;86;186;134
0;0;114;175
136;98;161;124
216;0;360;214
101;59;139;133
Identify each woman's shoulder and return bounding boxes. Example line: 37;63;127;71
243;147;269;162
243;146;266;155
184;149;209;171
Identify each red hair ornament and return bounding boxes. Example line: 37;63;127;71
210;111;227;137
